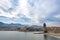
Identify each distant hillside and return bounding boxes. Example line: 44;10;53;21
30;25;42;29
0;22;4;25
0;22;42;28
0;22;23;28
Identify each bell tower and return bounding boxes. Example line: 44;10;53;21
43;23;48;33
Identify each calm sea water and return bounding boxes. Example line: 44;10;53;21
0;31;60;40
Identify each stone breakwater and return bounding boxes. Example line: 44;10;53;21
45;33;60;38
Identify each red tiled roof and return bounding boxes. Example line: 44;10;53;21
50;26;60;28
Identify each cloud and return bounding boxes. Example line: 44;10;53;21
0;0;60;26
27;0;58;24
46;22;60;26
54;14;60;19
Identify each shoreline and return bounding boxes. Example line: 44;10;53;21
45;33;60;38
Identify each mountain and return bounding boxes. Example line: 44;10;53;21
0;22;23;28
0;22;42;28
30;25;42;29
0;22;4;25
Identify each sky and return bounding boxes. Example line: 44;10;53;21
0;0;60;26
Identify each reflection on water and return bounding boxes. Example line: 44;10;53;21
0;31;60;40
44;35;47;40
43;34;60;40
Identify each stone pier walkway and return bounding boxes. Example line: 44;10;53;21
46;33;60;38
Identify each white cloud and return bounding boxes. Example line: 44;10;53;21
27;0;58;24
0;0;59;25
46;21;60;27
54;14;60;19
0;0;11;9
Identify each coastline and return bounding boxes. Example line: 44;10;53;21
45;33;60;38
